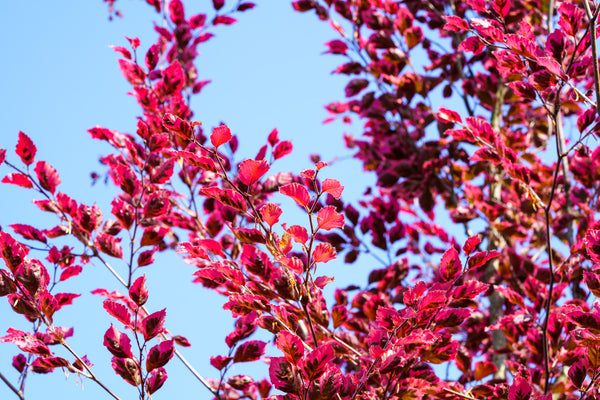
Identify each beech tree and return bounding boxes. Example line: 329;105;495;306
2;0;600;399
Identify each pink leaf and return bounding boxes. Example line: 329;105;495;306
10;224;46;244
468;250;501;270
276;332;304;363
317;206;345;230
233;340;266;363
96;233;123;259
146;367;168;394
16;131;36;166
312;243;336;264
34;161;60;194
443;16;470;32
321;179;344;199
440;247;462;281
103;324;133;358
509;376;532;400
273;140;293;160
314;275;334;289
239;159;270;186
300;345;334;380
146;340;175;372
280;183;310;207
129;275;148;306
142;309;166;341
213;15;237;25
286;225;308;245
118;59;145;85
2;173;33;189
463;236;481;256
260;203;282;227
437;107;463;124
103;300;131;326
458;36;485;54
211;125;232;148
59;265;82;282
111;357;141;386
109;45;132;60
268;128;279;146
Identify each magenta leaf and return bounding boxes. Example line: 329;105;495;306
312;242;336;264
103;324;133;359
210;355;233;370
269;357;300;394
2;173;33;188
321;178;344;199
146;367;167;394
439;247;461;282
508;376;531;400
103;300;131;326
233;340;266;363
260;203;282;227
142;309;166;341
300;345;334;381
111;357;142;386
280;183;310;207
10;224;47;244
317;206;345;230
276;332;304;364
16;131;36;166
34;161;60;194
273;140;293;160
129;275;148;306
239;159;270;186
146;339;175;372
211;125;232;148
96;233;123;259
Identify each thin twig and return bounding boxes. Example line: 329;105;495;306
0;371;24;400
61;340;123;400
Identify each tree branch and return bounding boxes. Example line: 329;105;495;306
0;371;24;400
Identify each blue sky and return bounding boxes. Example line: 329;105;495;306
0;1;374;399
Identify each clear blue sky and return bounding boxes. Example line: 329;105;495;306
0;1;373;399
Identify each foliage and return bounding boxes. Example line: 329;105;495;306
2;0;600;399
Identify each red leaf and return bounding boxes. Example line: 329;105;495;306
16;132;36;166
300;345;334;381
321;179;344;199
168;0;185;24
34;161;60;194
146;340;174;372
508;376;531;400
443;16;470;32
96;233;123;258
103;324;133;358
458;36;485;54
463;236;481;256
492;0;510;18
273;141;293;160
59;265;82;282
268;128;279;146
142;309;166;341
118;59;145;85
162;61;185;94
238;2;255;11
280;183;310;207
144;191;171;218
317;206;344;230
437;107;463;124
129;275;148;306
211;125;232;148
140;226;169;246
468;250;501;270
276;332;304;363
0;149;5;166
172;150;217;172
111;357;142;386
239;159;270;186
10;224;47;244
233;340;266;363
138;249;156;267
344;79;369;97
210;355;232;370
440;247;462;281
312;242;336;264
0;232;29;273
103;300;131;326
212;0;224;10
568;360;587;388
146;367;168;394
314;275;334;289
260;203;282;227
2;173;33;188
286;225;308;244
213;15;237;25
110;45;132;60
